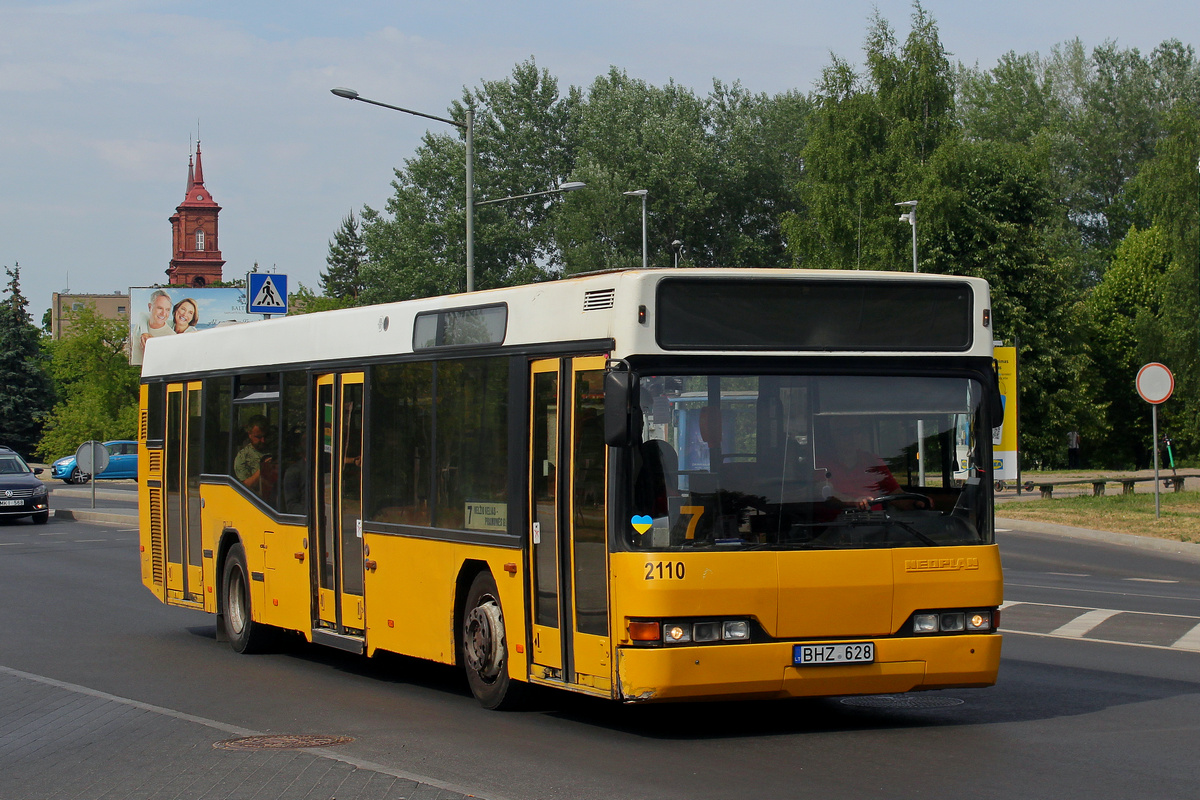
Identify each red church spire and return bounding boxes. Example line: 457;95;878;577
168;140;224;287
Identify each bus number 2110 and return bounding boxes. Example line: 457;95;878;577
645;561;685;580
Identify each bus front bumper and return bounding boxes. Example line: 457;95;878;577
615;634;1001;702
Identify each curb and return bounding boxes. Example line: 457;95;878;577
997;516;1200;563
52;509;138;526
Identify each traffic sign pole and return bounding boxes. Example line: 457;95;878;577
1136;362;1174;520
1153;405;1160;519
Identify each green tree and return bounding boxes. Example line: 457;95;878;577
1080;226;1174;467
35;304;139;462
917;138;1089;467
0;264;54;459
320;211;366;302
783;3;955;271
1126;101;1200;463
288;283;354;315
360;59;579;302
558;69;721;272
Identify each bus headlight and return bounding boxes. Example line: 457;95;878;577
914;613;939;633
663;623;691;643
940;612;966;632
723;621;750;640
967;612;992;631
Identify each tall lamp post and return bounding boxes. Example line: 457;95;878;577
332;87;476;292
896;200;918;273
624;189;648;268
896;199;924;481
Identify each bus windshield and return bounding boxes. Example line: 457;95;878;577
625;373;991;551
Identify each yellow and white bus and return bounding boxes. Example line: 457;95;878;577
138;268;1003;708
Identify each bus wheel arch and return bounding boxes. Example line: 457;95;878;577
457;565;525;710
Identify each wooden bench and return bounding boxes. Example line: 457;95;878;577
1035;475;1192;499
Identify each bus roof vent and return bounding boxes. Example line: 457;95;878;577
583;288;615;311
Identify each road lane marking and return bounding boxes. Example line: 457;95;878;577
74;539;107;543
1123;578;1179;584
1006;581;1198;604
1050;608;1121;637
1047;572;1090;577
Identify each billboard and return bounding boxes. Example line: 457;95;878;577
992;346;1019;482
129;286;264;365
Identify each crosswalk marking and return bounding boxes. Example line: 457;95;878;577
1172;621;1200;651
1050;608;1121;637
1003;601;1200;653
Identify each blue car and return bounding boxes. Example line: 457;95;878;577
51;440;138;484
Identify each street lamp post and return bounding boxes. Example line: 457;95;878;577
624;189;648;269
332;87;476;292
896;200;918;273
896;199;924;482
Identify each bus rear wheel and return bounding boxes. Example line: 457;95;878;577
461;571;525;710
223;543;271;654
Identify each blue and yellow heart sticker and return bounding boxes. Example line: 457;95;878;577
630;514;653;534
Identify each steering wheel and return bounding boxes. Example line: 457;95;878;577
867;492;933;511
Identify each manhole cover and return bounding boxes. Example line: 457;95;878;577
214;734;354;751
839;695;964;710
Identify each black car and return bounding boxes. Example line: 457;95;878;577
0;446;50;524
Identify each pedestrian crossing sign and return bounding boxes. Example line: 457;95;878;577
247;273;289;315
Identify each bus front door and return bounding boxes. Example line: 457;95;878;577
528;357;611;694
313;373;366;644
163;382;204;604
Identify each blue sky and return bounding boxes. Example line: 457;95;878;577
3;0;1198;318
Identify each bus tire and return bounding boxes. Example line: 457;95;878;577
461;571;525;710
223;543;271;654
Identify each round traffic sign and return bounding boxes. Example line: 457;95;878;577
1136;362;1174;405
75;440;110;476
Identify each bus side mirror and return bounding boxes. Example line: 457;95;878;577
988;360;1004;424
605;368;639;447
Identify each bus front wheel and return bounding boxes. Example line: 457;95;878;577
223;543;271;654
461;571;525;710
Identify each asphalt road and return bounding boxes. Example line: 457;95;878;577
2;511;1198;800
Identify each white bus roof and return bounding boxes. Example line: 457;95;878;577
140;268;993;379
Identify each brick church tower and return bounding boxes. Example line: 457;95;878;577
167;142;225;287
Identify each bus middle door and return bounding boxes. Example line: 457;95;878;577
528;356;611;695
313;373;365;647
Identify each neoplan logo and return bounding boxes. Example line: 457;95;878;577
904;557;980;572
